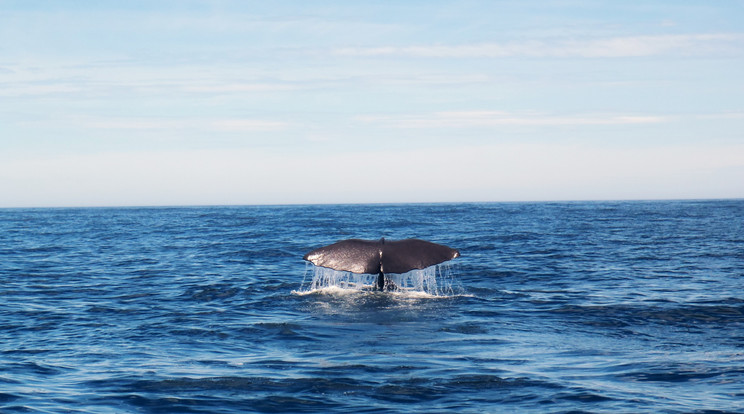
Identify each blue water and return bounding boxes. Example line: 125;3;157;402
1;200;743;413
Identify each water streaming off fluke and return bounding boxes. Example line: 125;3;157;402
297;263;462;297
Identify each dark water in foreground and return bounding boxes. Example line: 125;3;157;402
1;200;743;413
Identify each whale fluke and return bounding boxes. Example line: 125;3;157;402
303;238;460;290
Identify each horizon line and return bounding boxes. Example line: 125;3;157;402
1;197;741;210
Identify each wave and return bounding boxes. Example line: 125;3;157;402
547;302;744;327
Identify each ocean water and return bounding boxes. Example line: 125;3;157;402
1;200;743;413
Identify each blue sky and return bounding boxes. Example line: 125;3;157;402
1;0;743;207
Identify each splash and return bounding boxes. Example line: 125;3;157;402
295;263;461;297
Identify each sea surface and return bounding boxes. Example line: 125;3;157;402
1;200;743;413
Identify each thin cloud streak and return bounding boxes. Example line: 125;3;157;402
80;117;289;132
335;33;744;58
356;111;669;128
0;77;303;98
182;83;301;93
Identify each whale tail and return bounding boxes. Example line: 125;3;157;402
303;238;459;290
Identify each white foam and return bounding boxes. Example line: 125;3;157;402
291;285;368;297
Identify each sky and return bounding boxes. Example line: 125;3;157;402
1;0;743;207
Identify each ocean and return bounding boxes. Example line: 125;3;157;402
1;200;743;413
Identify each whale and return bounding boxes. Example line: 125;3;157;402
303;238;460;290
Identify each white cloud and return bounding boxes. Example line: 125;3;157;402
77;117;288;132
334;33;744;58
0;77;302;98
181;83;300;93
211;119;288;132
696;112;744;120
356;111;669;128
0;83;83;96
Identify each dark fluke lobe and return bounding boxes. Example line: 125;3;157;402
303;238;460;275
